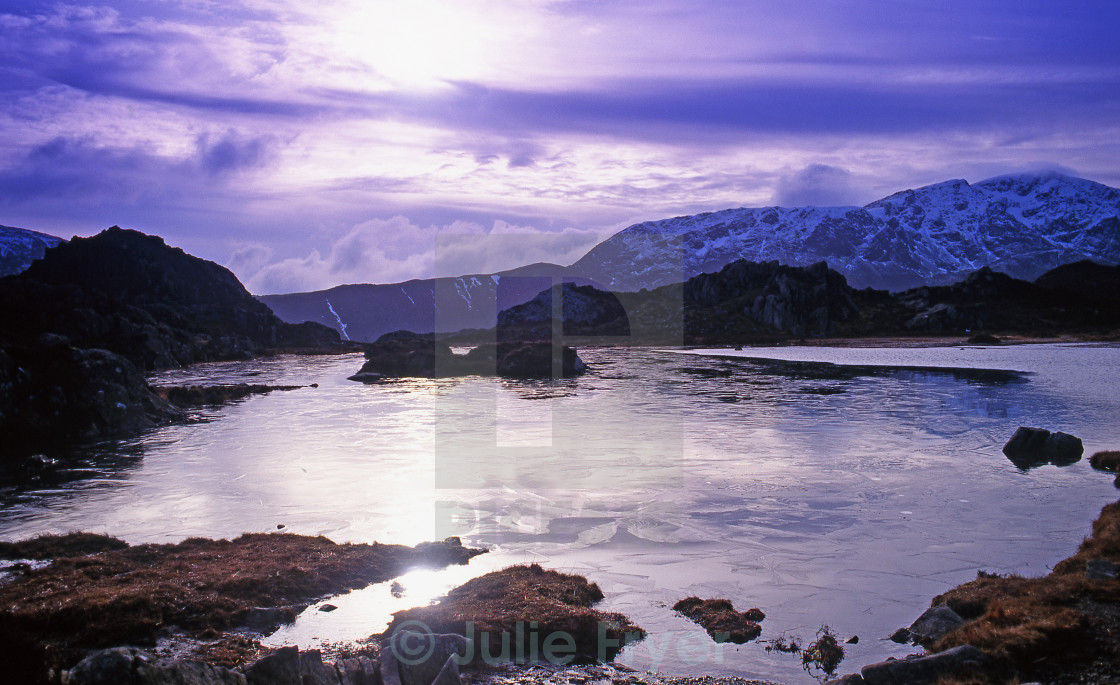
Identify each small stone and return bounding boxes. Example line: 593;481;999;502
276;524;285;529
845;635;859;644
318;603;338;612
888;628;911;644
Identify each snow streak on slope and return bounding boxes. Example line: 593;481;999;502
570;173;1120;291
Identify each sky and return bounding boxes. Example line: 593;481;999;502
1;0;1119;294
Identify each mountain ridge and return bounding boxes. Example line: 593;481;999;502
260;172;1120;340
569;172;1120;291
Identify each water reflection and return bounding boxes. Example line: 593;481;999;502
1;346;1119;684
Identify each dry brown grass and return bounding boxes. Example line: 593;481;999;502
1089;451;1120;472
928;499;1120;683
671;597;765;643
0;532;483;682
0;532;127;560
383;564;642;663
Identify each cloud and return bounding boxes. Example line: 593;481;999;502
0;131;282;204
197;131;278;176
239;216;605;294
772;164;859;207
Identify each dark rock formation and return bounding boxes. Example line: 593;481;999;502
66;647;247;685
0;227;341;370
351;331;586;379
860;645;992;685
156;384;304;408
685;260;859;339
496;282;631;339
0;227;342;461
381;630;471;685
671;597;765;644
1002;426;1084;468
0;335;183;458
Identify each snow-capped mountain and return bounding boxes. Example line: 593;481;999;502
569;172;1120;290
0;225;64;277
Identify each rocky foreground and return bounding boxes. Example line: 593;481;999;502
4;490;1120;685
0;533;484;683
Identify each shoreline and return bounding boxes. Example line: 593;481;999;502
2;493;1119;684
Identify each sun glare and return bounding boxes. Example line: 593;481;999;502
336;0;499;89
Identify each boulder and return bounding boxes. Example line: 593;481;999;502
861;645;992;685
66;647;246;685
244;646;301;685
335;657;378;685
382;630;471;685
1002;426;1083;467
298;650;338;685
907;605;965;645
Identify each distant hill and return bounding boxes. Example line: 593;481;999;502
259;263;603;343
0;225;63;277
261;172;1120;341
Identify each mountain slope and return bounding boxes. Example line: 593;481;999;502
569;172;1120;291
259;263;603;342
0;225;64;277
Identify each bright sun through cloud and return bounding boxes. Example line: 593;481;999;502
334;0;502;89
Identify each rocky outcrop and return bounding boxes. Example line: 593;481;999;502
351;331;587;380
685;260;859;338
1002;426;1084;468
0;227;342;461
0;335;183;459
0;227;341;370
671;597;765;643
496;283;630;339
